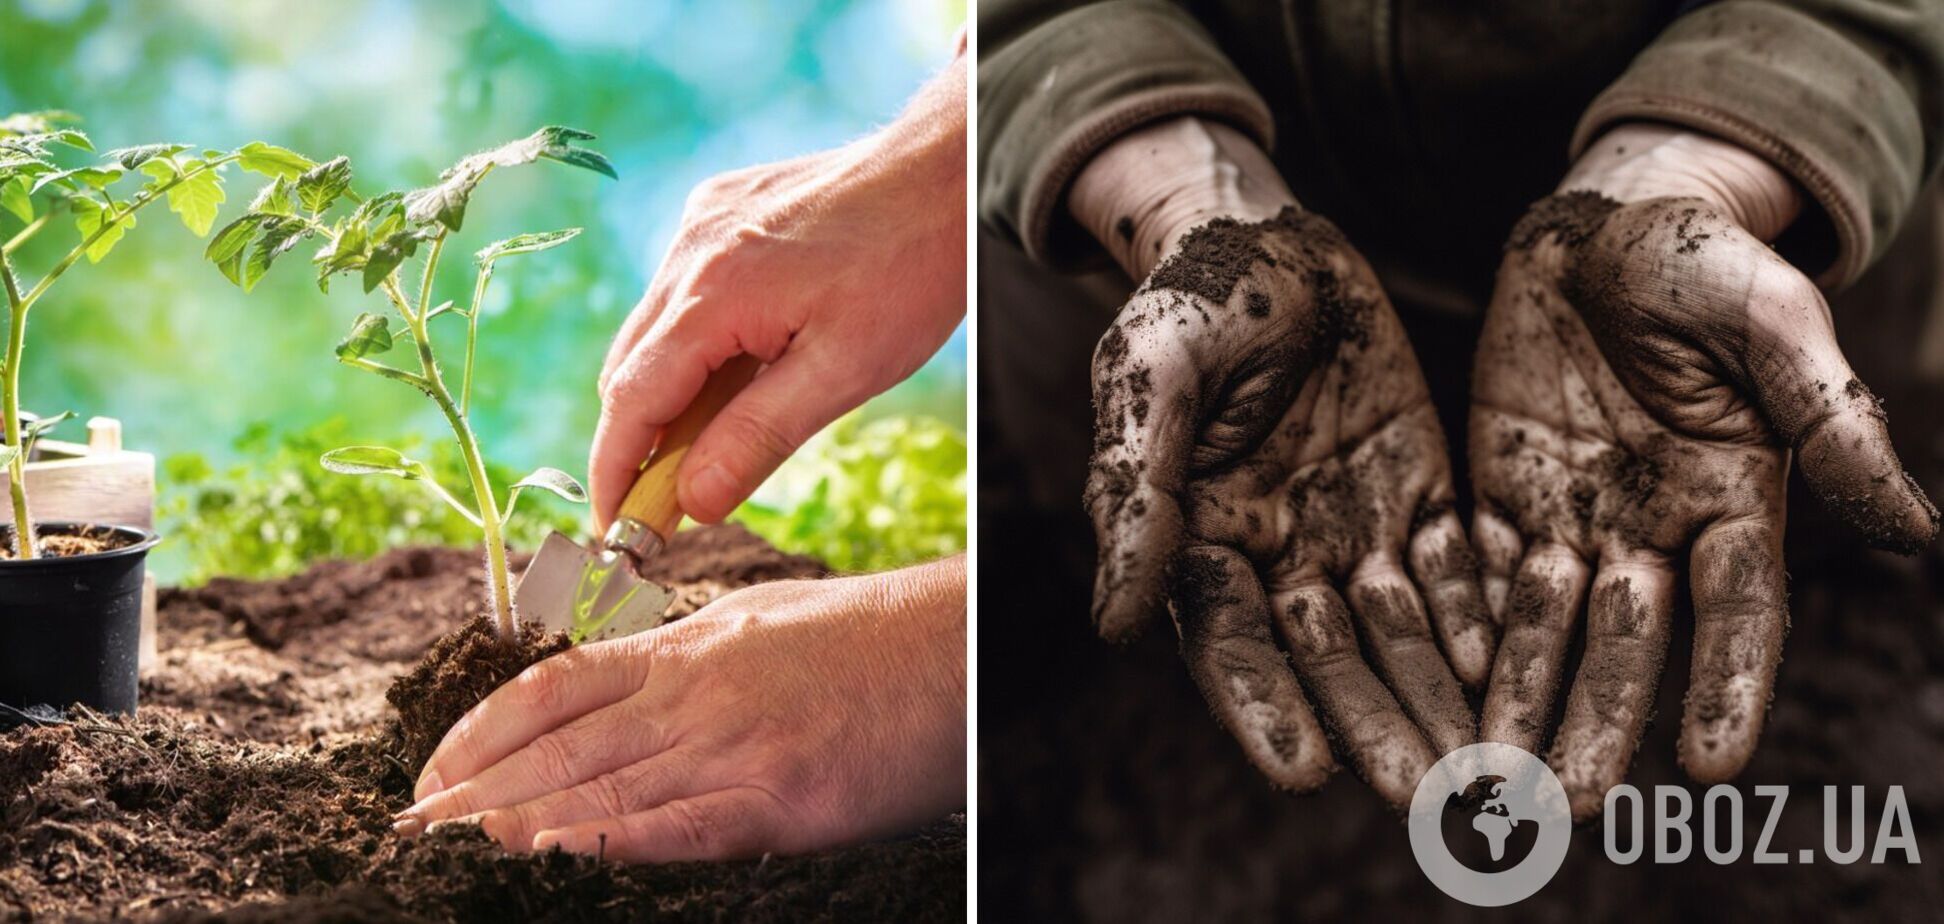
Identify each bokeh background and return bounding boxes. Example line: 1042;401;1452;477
0;0;966;582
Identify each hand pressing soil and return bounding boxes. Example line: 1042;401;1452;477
1086;207;1491;807
1470;192;1939;820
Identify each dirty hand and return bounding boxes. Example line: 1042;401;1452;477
590;53;965;530
393;556;966;862
1069;118;1492;807
1470;123;1939;820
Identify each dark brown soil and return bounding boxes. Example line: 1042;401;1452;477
387;615;571;776
0;525;964;922
0;524;137;559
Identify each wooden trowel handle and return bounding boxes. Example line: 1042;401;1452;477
616;354;763;541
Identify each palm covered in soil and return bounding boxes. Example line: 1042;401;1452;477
1086;209;1490;806
1470;193;1938;819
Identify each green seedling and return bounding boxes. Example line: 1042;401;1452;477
0;111;280;557
206;127;615;640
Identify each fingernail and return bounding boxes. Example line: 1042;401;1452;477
414;769;444;801
532;831;564;853
392;816;424;838
690;462;736;517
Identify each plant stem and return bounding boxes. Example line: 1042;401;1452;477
462;265;489;415
2;211;52;257
386;273;515;639
0;253;31;558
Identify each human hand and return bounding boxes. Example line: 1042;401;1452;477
392;557;967;862
1470;124;1938;820
1069;119;1492;807
590;56;965;529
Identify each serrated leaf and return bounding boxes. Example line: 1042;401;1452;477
403;126;613;232
206;213;273;286
362;226;428;293
0;177;30;223
71;196;134;263
319;446;431;480
0;111;79;136
237;141;315;180
348;191;403;226
146;158;225;236
312;219;369;292
476;227;581;267
30;164;123;194
510;467;587;504
335;312;394;360
240;216;310;292
296;156;350;213
249;176;295;216
107;143;188;170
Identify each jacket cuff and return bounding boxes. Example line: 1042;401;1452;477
1570;1;1927;290
978;0;1274;269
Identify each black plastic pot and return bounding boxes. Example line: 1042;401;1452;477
0;522;160;728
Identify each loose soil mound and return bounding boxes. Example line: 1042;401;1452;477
0;525;965;922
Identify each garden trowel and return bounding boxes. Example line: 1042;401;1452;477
514;355;761;643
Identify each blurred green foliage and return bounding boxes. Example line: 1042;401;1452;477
158;419;582;586
0;0;966;581
735;414;966;572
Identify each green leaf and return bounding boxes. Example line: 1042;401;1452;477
248;176;295;215
311;219;369;292
240;216;310;292
21;410;74;444
348;191;403;226
206;213;273;286
362;225;429;293
237;142;315;180
0;177;30;223
506;466;588;512
403;126;614;231
145;158;226;236
107;143;188;170
296;156;350;213
319;445;431;480
476;227;581;267
0;111;80;136
0;444;18;470
71;196;134;263
30;164;123;194
334;312;394;360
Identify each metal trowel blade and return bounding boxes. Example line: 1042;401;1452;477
514;530;675;643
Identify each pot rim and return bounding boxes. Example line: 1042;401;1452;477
0;521;161;568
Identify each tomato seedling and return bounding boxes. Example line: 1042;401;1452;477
206;126;614;640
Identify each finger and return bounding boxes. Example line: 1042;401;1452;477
534;788;782;864
1408;507;1496;687
1548;557;1674;821
1344;554;1475;756
478;749;699;852
1085;314;1201;641
1170;545;1334;792
598;292;663;397
1270;581;1437;808
675;345;870;523
1470;507;1524;625
414;640;649;802
1680;516;1787;783
588;306;742;530
1479;543;1591;753
402;695;665;828
1738;278;1938;553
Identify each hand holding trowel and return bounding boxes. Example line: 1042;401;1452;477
515;354;762;642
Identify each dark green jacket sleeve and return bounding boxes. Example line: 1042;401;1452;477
978;0;1275;269
1572;0;1944;289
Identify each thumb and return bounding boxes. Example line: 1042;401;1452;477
1742;268;1939;553
676;346;871;523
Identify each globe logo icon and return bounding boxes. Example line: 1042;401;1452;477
1409;743;1571;906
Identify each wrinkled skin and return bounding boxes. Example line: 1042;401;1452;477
1086;209;1492;807
1471;193;1938;820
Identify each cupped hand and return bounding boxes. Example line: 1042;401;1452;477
1084;205;1492;807
393;557;966;862
590;57;964;529
1471;145;1937;818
